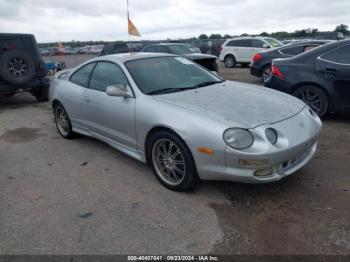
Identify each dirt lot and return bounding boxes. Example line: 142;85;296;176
0;55;349;255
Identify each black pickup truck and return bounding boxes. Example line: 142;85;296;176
0;33;50;101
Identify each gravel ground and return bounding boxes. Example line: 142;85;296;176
0;55;349;255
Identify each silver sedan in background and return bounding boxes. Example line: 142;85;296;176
50;53;322;191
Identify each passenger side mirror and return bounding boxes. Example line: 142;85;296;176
106;84;132;98
263;43;270;49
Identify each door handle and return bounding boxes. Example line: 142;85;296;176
325;67;337;73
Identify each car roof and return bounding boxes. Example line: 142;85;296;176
283;39;350;62
152;43;186;46
96;52;175;63
225;36;269;41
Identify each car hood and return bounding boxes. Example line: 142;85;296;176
182;53;217;60
152;81;306;128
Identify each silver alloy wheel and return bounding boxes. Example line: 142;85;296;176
294;88;325;115
152;139;186;186
56;107;70;136
8;58;27;77
262;66;272;83
225;57;234;68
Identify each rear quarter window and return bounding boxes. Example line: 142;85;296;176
321;44;350;64
70;63;96;87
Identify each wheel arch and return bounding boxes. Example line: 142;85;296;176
144;126;190;164
52;99;62;109
224;53;236;61
291;82;334;112
260;63;271;76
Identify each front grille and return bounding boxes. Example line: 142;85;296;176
282;146;312;171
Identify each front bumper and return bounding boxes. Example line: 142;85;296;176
197;107;322;183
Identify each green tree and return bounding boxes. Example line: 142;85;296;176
260;32;269;37
334;24;349;35
198;34;208;39
209;34;222;39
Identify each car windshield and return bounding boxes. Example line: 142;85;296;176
264;38;283;47
167;45;196;55
125;56;223;95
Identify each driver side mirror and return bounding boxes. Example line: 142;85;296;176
106;84;132;98
263;43;270;49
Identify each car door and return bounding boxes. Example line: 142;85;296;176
239;39;254;62
66;62;96;130
316;44;350;109
85;61;137;149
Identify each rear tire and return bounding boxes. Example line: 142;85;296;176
224;55;236;68
261;64;272;84
148;131;199;191
53;103;77;139
0;50;35;85
292;85;328;117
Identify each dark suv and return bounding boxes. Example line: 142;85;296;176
0;33;49;101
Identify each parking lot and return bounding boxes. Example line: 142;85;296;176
0;55;349;255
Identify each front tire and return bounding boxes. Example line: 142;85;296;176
54;103;77;139
292;85;328;117
224;55;236;68
149;131;199;191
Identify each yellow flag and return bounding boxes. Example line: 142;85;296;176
128;18;141;37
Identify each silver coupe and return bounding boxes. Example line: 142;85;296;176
50;53;322;191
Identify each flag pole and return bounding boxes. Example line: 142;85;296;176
127;0;132;53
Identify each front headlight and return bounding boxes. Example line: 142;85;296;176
223;128;254;149
265;128;278;145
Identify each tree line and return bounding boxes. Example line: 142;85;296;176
198;24;349;40
38;24;349;48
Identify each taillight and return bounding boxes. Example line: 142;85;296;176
271;65;284;79
253;53;262;62
220;46;223;53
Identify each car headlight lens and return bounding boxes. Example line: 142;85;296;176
265;128;278;145
223;128;254;149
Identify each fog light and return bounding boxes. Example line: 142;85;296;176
254;168;273;177
239;159;270;167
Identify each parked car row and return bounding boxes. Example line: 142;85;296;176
250;40;331;83
40;45;103;56
218;35;350;118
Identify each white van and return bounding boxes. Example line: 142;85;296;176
219;37;283;68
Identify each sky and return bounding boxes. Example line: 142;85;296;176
0;0;349;43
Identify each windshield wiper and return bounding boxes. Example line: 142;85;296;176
147;80;225;95
147;88;189;95
193;80;224;88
